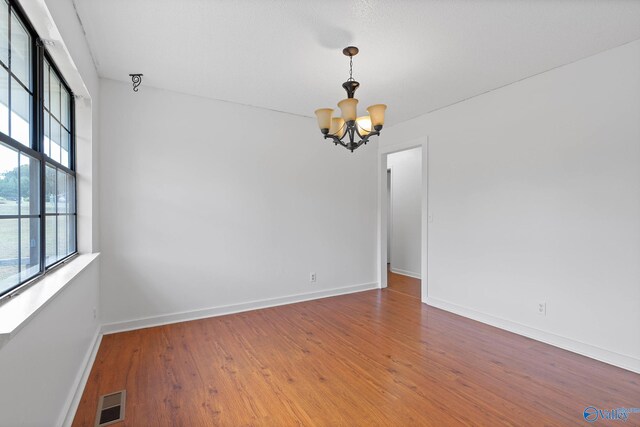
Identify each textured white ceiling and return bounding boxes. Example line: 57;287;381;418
73;0;640;125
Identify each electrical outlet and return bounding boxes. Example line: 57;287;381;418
310;272;317;283
537;302;546;316
93;307;97;319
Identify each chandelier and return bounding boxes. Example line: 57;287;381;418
314;46;387;152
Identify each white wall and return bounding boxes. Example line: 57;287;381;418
0;0;102;425
99;79;378;327
0;259;99;427
382;40;640;372
387;147;422;277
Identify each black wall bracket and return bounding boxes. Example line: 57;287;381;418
129;74;143;92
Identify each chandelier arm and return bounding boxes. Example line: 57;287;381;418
354;125;373;140
354;126;363;140
337;122;349;141
324;134;349;148
323;129;381;152
353;139;367;151
358;130;380;147
367;130;381;140
347;122;357;142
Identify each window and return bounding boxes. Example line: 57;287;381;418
0;0;76;299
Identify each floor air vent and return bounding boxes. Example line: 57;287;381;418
95;390;126;426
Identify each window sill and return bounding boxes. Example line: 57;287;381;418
0;253;100;350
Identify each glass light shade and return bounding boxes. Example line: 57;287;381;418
329;117;346;138
366;104;387;127
356;116;372;136
338;98;358;122
314;108;333;130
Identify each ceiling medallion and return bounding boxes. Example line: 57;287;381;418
314;46;386;152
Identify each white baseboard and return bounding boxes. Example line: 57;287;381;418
390;267;421;279
426;297;640;374
59;328;103;427
102;282;379;335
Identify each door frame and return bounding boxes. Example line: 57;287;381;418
378;137;428;303
387;168;392;264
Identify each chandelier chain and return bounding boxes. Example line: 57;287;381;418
348;56;354;81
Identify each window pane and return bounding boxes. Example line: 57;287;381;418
68;215;76;253
20;217;39;280
57;213;67;258
60;129;70;167
43;113;50;157
0;218;18;294
56;169;67;214
0;69;8;135
43;62;49;111
45;214;56;265
18;152;38;214
61;86;69;129
45;164;56;213
50;118;60;163
0;1;7;67
10;12;30;88
0;141;18;214
10;77;30;146
50;71;60;120
67;174;75;214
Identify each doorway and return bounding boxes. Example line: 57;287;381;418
386;147;422;298
378;138;428;302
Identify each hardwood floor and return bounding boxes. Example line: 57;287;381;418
387;264;421;299
73;290;640;426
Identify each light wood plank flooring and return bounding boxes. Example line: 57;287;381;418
73;287;640;426
387;265;421;299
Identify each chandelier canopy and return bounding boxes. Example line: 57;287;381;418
314;46;387;152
